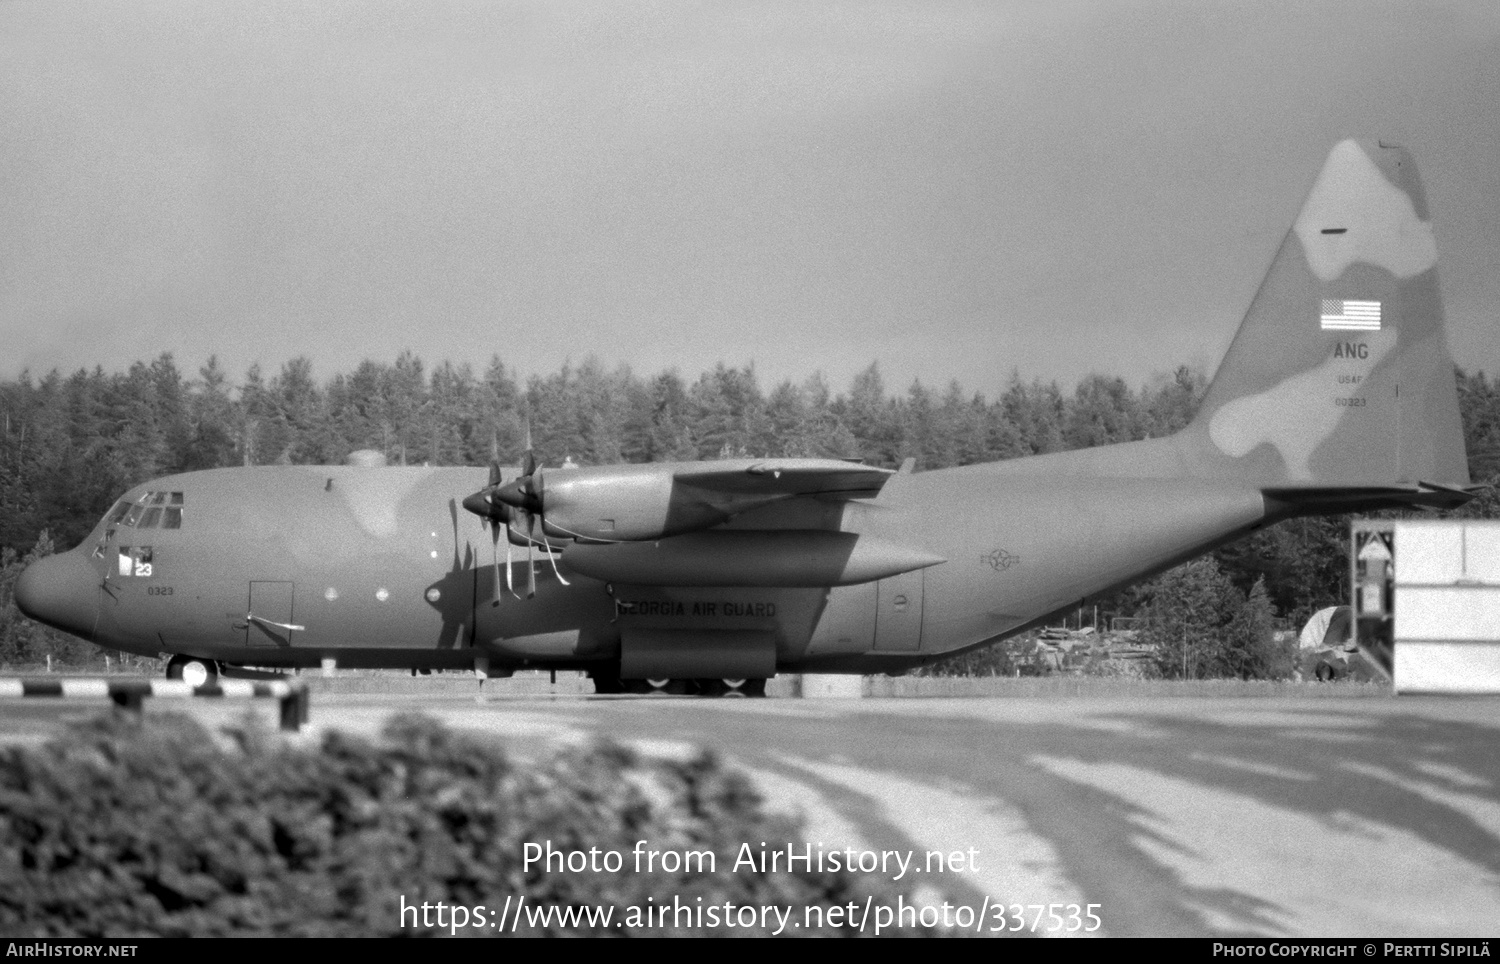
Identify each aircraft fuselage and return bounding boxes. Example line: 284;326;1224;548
19;450;1276;679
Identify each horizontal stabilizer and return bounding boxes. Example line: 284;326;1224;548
1264;481;1479;514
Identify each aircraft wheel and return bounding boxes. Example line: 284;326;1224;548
590;673;624;695
624;678;690;695
740;678;767;699
695;679;728;697
1315;662;1337;682
166;655;218;688
717;678;749;698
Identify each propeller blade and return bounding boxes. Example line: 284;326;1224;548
521;421;536;478
505;524;517;597
526;513;537;599
543;539;571;587
490;520;502;602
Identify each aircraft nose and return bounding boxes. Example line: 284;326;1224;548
14;551;98;640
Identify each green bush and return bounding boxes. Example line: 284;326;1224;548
914;635;1030;677
1140;559;1292;681
0;713;924;936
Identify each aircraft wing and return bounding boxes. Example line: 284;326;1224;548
467;456;896;544
673;458;894;499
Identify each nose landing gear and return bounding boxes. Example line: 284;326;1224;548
165;655;219;688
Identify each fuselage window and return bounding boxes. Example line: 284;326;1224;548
93;523;118;559
140;507;163;529
149;492;167;506
106;501;132;526
162;507;183;529
118;546;153;578
170;492;184;505
124;503;147;527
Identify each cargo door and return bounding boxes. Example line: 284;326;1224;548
873;570;923;651
246;581;297;648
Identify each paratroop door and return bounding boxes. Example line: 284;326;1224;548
873;570;923;652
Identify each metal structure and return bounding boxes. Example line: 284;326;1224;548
1375;520;1500;694
0;677;310;731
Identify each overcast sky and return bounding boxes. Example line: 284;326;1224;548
3;0;1498;399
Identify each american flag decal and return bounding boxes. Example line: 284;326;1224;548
1320;299;1381;331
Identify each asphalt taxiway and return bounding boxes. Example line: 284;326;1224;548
4;688;1498;938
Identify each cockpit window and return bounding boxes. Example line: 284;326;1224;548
104;491;186;531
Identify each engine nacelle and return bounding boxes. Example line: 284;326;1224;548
538;465;737;542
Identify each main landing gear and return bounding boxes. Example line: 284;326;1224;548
165;654;219;688
692;678;766;698
589;674;767;698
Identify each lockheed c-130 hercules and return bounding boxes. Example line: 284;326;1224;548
14;141;1477;695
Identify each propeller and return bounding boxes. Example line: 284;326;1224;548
461;461;514;600
497;443;572;594
494;446;541;514
460;439;570;599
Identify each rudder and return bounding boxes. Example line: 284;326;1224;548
1186;140;1468;490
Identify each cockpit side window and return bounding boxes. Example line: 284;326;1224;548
97;502;128;558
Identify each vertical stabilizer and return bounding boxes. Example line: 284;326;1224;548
1185;140;1468;489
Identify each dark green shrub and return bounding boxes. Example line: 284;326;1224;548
0;712;924;936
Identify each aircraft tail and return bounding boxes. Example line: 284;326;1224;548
1182;139;1470;504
